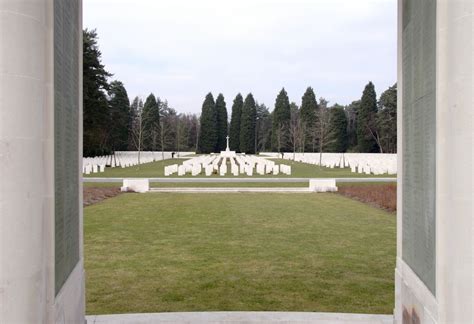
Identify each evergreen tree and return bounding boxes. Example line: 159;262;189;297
187;114;199;152
215;94;228;151
108;81;130;151
239;93;257;154
83;29;112;157
272;88;291;152
327;105;348;152
159;103;178;154
198;93;217;153
129;96;141;125
289;103;303;157
345;100;359;151
255;103;272;152
141;93;160;151
129;97;145;159
300;87;318;152
356;82;379;152
175;113;199;153
229;94;243;151
377;83;397;153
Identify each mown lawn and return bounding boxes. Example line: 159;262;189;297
83;181;396;188
84;193;396;315
83;182;120;188
83;158;395;179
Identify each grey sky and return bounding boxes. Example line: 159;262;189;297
84;0;396;114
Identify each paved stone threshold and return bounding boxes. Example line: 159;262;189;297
86;312;393;324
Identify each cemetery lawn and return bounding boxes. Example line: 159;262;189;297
83;182;120;188
83;182;308;188
84;193;396;315
83;158;396;179
83;181;396;188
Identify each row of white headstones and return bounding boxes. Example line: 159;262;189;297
274;152;397;175
82;151;396;176
164;154;292;176
82;151;193;174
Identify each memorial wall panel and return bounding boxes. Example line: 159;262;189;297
54;0;80;295
402;0;436;295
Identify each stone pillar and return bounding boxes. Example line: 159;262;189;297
396;1;473;323
0;1;85;323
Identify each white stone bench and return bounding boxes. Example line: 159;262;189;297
309;179;338;192
121;179;149;193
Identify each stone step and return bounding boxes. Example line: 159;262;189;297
86;312;394;324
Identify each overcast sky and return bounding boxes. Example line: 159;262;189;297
84;0;396;114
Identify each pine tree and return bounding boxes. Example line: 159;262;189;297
159;103;178;156
108;81;130;151
215;94;228;151
272;88;291;152
83;29;112;157
289;103;303;157
356;82;379;152
198;93;217;153
255;103;272;152
187;114;199;152
229;94;243;151
377;83;397;153
300;87;318;152
141;93;160;151
345;100;359;151
327;105;348;152
239;93;257;154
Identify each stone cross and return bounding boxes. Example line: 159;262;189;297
226;136;230;150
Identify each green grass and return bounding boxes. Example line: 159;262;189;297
84;182;307;188
84;193;395;315
84;158;395;179
83;182;120;188
84;159;184;178
83;181;396;189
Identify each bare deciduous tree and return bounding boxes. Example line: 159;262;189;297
289;112;303;160
130;103;145;166
367;124;384;153
274;122;288;156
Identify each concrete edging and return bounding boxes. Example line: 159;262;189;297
86;311;394;324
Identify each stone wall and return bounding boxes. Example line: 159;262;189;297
395;1;473;323
0;0;85;323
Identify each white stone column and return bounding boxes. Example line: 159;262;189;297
0;1;85;323
0;1;54;322
396;1;473;323
435;1;473;322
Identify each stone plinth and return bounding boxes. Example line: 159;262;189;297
122;179;150;193
309;179;338;192
220;150;236;158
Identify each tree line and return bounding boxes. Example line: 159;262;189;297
83;29;200;157
197;83;396;155
84;29;397;157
